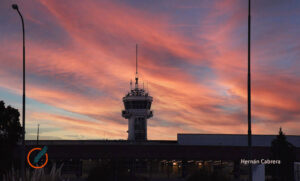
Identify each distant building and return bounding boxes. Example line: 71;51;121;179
177;134;300;147
23;134;300;179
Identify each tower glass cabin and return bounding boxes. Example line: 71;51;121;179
122;77;153;141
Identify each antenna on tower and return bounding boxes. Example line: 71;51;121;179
130;79;132;90
37;123;40;145
135;44;138;89
136;44;138;77
147;81;149;93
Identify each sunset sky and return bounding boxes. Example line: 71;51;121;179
0;0;300;140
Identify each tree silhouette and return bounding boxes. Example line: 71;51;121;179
270;127;295;181
0;100;22;174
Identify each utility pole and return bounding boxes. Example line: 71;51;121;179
247;0;253;180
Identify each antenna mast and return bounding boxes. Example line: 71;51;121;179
135;44;138;88
130;79;133;90
147;81;149;93
136;44;138;77
37;123;40;145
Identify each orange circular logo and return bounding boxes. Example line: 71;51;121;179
27;147;48;169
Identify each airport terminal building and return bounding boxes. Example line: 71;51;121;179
24;133;300;180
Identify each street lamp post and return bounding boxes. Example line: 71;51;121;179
247;0;252;180
12;4;26;180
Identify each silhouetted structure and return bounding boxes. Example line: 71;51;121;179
22;134;300;179
247;0;253;180
122;45;153;141
12;4;26;180
270;128;296;180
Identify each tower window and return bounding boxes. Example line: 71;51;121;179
125;101;148;109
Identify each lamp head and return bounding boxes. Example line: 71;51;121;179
12;4;19;10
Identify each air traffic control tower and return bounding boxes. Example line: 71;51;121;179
122;45;153;141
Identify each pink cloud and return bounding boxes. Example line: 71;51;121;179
0;0;299;140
